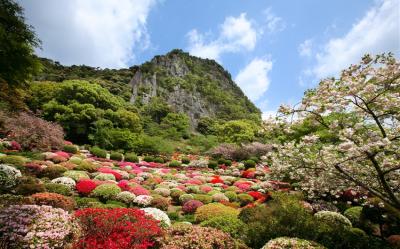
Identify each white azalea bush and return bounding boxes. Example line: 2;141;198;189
51;176;76;189
314;211;352;228
134;195;153;206
115;191;136;204
141;207;171;228
0;164;22;188
265;54;400;209
261;237;326;249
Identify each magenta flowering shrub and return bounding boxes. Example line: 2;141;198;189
0;205;79;248
182;200;204;214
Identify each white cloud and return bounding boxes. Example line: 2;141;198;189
298;39;313;57
186;13;258;61
312;0;400;79
235;58;273;101
19;0;156;68
263;8;286;33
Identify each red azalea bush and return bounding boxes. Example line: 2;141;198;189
241;169;256;179
118;180;131;191
74;208;162;249
130;186;150;196
182;200;204;214
210;176;224;184
76;179;98;195
248;191;264;200
31;192;76;211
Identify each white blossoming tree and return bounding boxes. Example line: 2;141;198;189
265;54;400;210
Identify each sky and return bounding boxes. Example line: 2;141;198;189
19;0;400;119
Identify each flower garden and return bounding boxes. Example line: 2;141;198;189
0;138;398;249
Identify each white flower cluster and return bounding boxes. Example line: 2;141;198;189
0;164;22;188
51;177;76;189
140;207;171;227
115;191;136;204
188;159;208;168
134;195;153;206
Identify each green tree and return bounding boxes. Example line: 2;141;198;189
160;112;190;139
43;100;101;144
0;0;41;106
104;109;142;133
141;97;171;123
217;120;257;144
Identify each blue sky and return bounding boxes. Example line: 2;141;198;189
20;0;400;118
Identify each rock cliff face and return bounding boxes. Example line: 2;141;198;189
129;49;261;126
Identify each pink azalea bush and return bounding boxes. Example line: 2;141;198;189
0;205;79;248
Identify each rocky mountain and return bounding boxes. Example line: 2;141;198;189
35;49;261;127
129;49;261;126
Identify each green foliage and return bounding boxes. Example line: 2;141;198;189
63;145;78;154
14;176;45;195
89;146;107;158
224;191;238;202
0;155;26;167
63;170;89;181
74;160;98;173
0;0;41;106
154;157;164;163
181;157;190;164
45;183;72;196
200;216;247;239
91;183;121;201
344;206;363;227
186;135;219;153
169;160;182;167
224;159;232;166
143;156;155;162
197;117;217;135
124;152;138;163
244;159;256;169
237;193;254;206
51;80;125;110
208;160;218;169
135;135;174;155
38;165;67;179
194;203;239;223
193;194;212;204
217;120;258;144
160;112;190;140
239;192;378;249
75;197;102;208
141;97;171;124
42;100;100;144
109;152;123;161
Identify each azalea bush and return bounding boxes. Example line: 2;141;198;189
156;224;249;249
0;205;79;248
0;164;22;189
91;183;121;201
265;54;400;210
31;192;76;211
74;208;162;249
2;112;65;151
194;203;239;223
261;237;326;249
